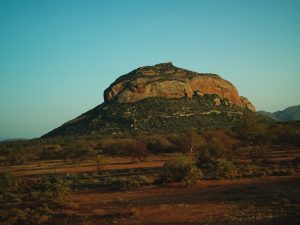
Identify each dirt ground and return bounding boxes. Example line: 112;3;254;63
1;148;299;224
69;176;300;225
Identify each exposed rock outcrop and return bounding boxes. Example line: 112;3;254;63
240;96;256;112
104;62;255;111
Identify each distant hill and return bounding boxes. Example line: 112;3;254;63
0;137;7;142
43;62;258;138
0;138;28;143
259;105;300;121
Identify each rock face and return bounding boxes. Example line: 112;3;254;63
104;62;255;111
240;97;256;112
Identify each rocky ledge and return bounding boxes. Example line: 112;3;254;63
104;62;255;111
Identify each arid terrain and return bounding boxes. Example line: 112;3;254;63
1;64;300;225
1;143;299;225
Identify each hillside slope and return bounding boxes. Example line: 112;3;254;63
259;105;300;121
273;105;300;121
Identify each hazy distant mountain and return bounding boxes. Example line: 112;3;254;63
259;105;300;121
0;138;27;142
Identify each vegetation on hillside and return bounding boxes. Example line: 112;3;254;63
43;94;267;137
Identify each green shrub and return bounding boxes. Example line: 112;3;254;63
1;174;72;225
39;144;63;160
27;175;70;206
271;168;295;176
197;149;215;169
272;124;300;146
0;171;19;203
108;175;152;191
110;178;140;191
147;135;175;153
208;158;238;179
7;150;26;165
157;155;202;185
248;146;268;164
237;164;267;178
103;139;148;160
5;207;52;225
196;143;230;169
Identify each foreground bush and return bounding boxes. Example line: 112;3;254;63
197;145;238;179
27;175;71;206
103;139;148;161
0;171;19;203
5;207;52;225
2;175;71;225
157;155;202;185
7;150;26;165
106;175;151;191
110;178;141;191
237;164;267;178
208;158;238;179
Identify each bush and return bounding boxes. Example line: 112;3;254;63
197;144;228;169
1;174;71;225
106;175;151;191
248;146;268;164
7;150;26;165
103;139;148;161
157;155;202;185
208;158;238;179
109;178;141;191
39;144;63;160
237;164;267;178
27;175;70;206
126;141;148;161
204;130;238;151
5;207;52;225
0;171;19;203
147;135;175;153
272;124;300;146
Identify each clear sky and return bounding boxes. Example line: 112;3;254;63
0;0;299;139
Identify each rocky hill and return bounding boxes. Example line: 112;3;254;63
43;63;257;138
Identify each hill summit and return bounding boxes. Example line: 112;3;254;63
43;63;256;137
104;62;255;111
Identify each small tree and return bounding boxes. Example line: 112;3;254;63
178;128;206;154
128;141;148;162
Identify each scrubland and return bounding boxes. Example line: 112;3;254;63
0;117;299;224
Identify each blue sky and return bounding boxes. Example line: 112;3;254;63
0;0;299;139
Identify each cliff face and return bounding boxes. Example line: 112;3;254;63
104;62;255;111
